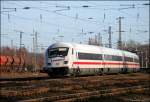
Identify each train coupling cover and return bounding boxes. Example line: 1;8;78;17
43;67;52;73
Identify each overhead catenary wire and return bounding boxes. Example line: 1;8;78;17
4;1;147;33
1;1;149;49
2;2;110;37
21;2;110;27
1;13;93;46
1;13;84;45
1;13;82;32
31;7;103;26
3;2;106;31
6;2;104;26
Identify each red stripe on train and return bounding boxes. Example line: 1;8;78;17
73;62;139;66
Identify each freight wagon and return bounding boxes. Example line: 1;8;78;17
0;55;25;72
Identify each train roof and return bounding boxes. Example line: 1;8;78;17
47;42;138;58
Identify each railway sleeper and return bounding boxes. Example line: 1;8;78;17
1;81;148;97
15;85;149;102
1;87;49;97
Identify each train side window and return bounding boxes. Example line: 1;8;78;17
112;55;122;61
104;55;122;61
78;53;102;60
134;58;139;63
104;55;112;60
125;57;133;62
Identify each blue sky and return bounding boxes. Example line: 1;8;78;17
1;1;149;52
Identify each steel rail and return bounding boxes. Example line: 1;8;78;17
18;85;149;102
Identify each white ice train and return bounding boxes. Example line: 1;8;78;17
43;42;140;76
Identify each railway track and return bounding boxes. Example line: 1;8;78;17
0;72;146;82
0;75;50;81
0;73;149;102
1;84;149;102
19;85;149;102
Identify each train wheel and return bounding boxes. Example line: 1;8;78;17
72;69;76;77
48;73;52;77
71;73;76;77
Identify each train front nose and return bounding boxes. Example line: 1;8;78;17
46;58;69;76
45;47;69;76
51;59;64;67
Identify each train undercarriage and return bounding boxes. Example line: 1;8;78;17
43;67;140;77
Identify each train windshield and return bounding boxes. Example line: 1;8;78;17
48;47;69;58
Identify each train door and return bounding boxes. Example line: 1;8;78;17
122;53;128;73
72;48;82;76
71;47;75;68
67;47;72;69
102;54;105;74
69;47;77;75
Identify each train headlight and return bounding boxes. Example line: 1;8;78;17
64;61;68;64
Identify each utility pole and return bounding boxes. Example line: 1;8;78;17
98;33;103;46
2;8;16;22
32;38;35;54
145;51;148;68
32;37;35;72
100;35;103;46
141;52;144;68
116;17;124;50
31;30;38;72
11;40;13;48
98;33;100;46
19;31;23;55
34;31;38;72
95;35;97;45
108;26;112;48
14;30;24;56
